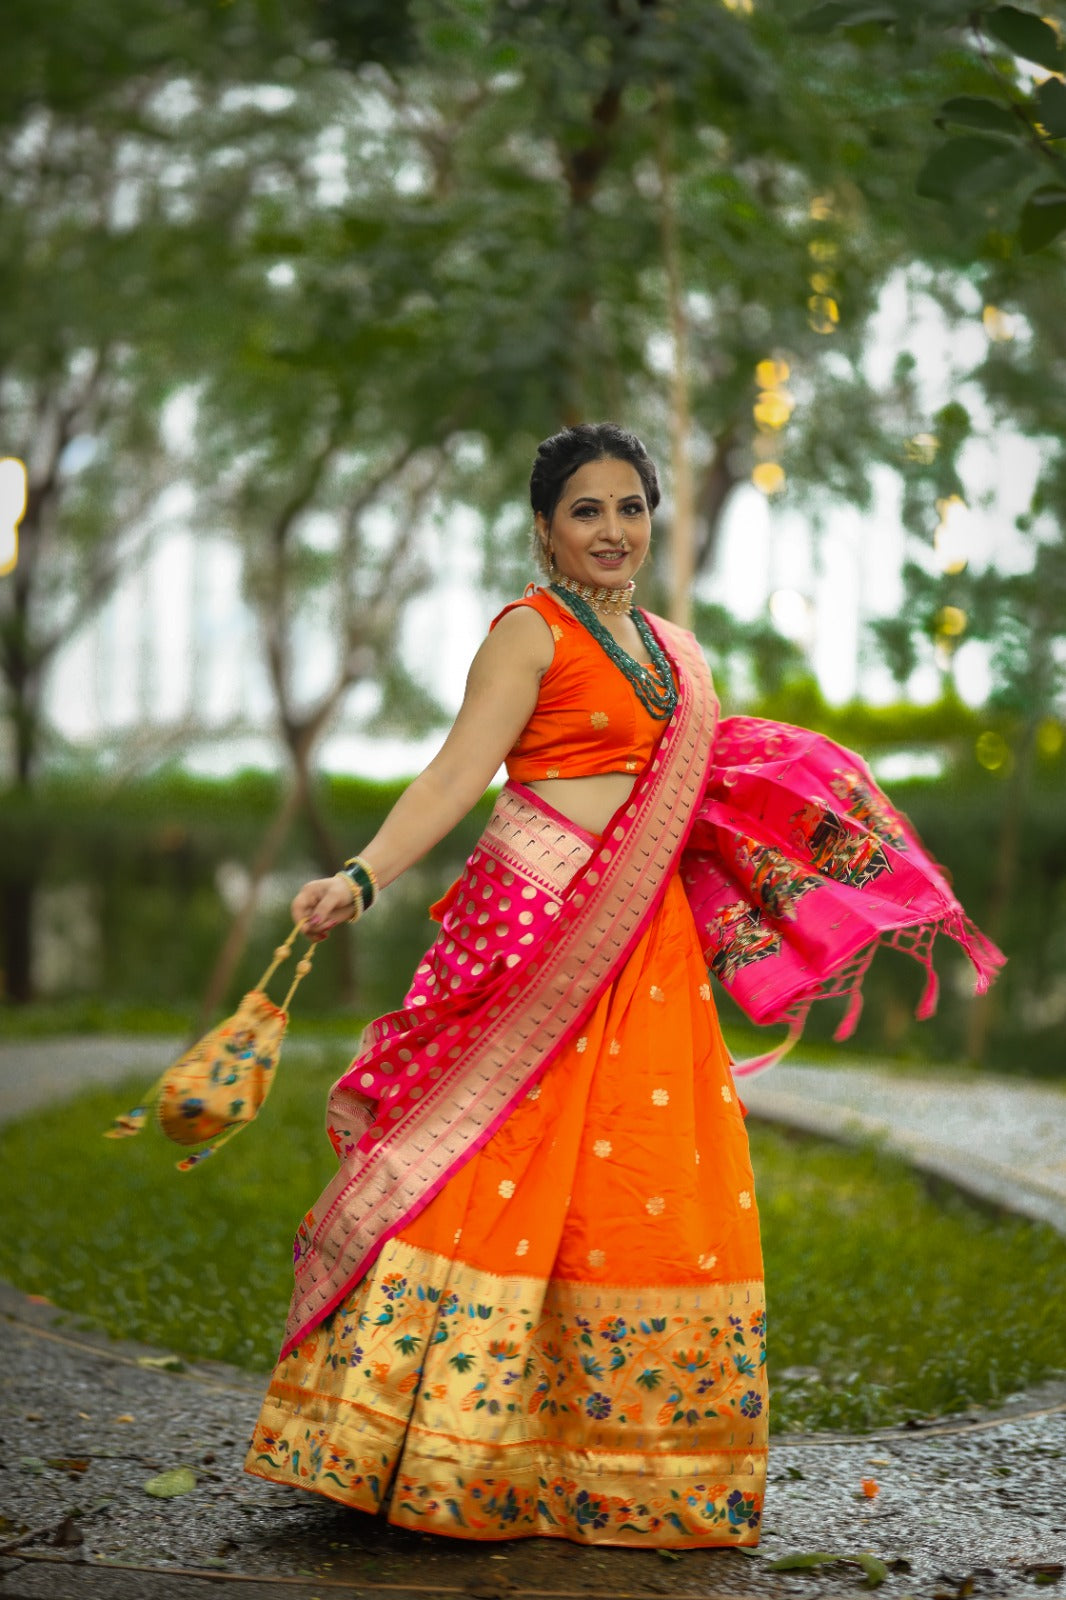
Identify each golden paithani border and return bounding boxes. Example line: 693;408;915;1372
250;1237;766;1548
283;618;719;1359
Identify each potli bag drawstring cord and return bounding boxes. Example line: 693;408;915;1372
261;918;318;1012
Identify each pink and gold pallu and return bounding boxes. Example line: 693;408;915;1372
245;610;1002;1547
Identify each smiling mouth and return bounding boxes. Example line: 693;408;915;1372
592;549;628;561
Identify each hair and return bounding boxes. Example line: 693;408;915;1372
529;422;661;573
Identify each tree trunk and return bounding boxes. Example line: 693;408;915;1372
964;719;1036;1064
290;741;358;1009
194;778;304;1035
2;546;43;1001
657;91;695;629
1;876;35;1003
694;431;740;577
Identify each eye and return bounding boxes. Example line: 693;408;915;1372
573;504;599;518
622;502;646;515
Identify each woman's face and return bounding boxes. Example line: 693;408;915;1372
536;457;652;589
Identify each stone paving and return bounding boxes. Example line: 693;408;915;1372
740;1063;1066;1236
1;1038;1065;1597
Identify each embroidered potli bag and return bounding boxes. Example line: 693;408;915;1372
103;923;317;1171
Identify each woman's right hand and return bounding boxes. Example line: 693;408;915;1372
292;876;357;939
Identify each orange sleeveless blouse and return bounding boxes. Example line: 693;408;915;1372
490;587;669;782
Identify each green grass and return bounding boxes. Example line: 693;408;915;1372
4;1065;1064;1434
756;1125;1066;1431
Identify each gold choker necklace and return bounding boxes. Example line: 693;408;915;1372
552;573;635;616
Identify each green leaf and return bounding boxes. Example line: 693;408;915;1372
794;1;897;31
769;1551;886;1588
935;96;1021;137
855;1552;889;1588
144;1467;197;1499
1035;76;1066;139
1019;185;1066;251
770;1551;842;1571
915;136;1023;201
985;7;1065;71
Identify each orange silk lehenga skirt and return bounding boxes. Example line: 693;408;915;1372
245;790;767;1548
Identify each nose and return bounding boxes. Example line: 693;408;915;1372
603;509;626;543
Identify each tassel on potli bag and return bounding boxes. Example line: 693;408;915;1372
104;923;317;1171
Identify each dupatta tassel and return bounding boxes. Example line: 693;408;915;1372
683;715;1005;1052
730;1010;806;1079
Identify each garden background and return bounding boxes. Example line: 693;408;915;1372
2;0;1066;1444
3;0;1065;1075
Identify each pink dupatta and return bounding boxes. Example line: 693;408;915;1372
682;715;1005;1072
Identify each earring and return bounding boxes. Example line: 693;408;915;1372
547;542;557;575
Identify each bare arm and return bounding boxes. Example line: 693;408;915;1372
295;606;553;933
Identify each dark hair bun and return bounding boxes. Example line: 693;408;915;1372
529;423;661;524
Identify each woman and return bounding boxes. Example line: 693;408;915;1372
244;423;1001;1548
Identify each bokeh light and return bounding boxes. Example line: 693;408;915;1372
755;357;790;389
0;457;28;576
807;294;839;334
1037;718;1064;758
935;605;968;639
934;495;971;574
982;305;1015;343
975;730;1010;772
752;461;787;495
753;390;795;430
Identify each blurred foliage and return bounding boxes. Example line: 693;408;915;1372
795;1;1066;253
2;755;1063;1073
0;768;490;1019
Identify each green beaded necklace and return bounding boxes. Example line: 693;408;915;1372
549;584;678;721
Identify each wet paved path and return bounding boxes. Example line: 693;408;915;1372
1;1286;1064;1599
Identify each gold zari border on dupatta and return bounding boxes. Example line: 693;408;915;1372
249;1237;766;1548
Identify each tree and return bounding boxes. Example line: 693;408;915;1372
795;0;1066;253
867;243;1066;1060
0;1;309;997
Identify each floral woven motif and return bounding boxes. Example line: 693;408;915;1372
247;1237;766;1547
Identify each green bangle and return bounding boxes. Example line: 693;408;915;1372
341;857;377;911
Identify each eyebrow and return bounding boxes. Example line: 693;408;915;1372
567;493;646;509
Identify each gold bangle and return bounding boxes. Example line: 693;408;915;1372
334;872;364;922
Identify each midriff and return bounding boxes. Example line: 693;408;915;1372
524;772;637;836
